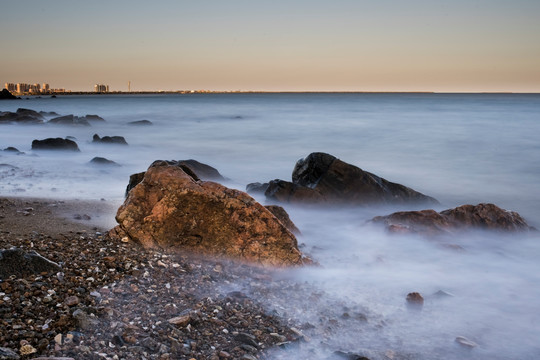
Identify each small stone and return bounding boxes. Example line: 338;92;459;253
168;315;190;327
218;350;231;358
19;344;37;355
0;346;19;359
234;333;258;348
64;295;80;306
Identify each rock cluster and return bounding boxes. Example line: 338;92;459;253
371;203;535;236
110;160;309;267
92;134;128;145
0;108;44;124
249;152;438;206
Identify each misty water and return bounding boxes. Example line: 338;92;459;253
1;93;540;359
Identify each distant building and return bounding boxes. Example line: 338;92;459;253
94;84;109;92
42;83;50;93
16;83;30;93
4;83;16;92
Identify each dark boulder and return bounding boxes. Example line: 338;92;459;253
89;157;120;166
48;114;90;126
3;147;21;153
39;111;60;117
0;108;44;124
31;137;80;151
125;159;226;197
127;119;153;126
0;247;61;279
92;134;128;145
0;88;17;100
262;153;437;206
371;203;535;236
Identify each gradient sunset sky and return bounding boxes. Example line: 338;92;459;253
2;0;539;92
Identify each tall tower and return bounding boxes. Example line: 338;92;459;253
128;81;131;92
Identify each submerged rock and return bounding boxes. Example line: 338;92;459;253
48;114;90;126
31;137;80;151
127;119;153;126
89;157;120;166
406;292;424;311
109;161;309;267
371;203;534;236
262;152;438;206
0;108;44;124
84;114;105;122
92;133;128;145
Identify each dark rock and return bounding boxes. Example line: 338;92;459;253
89;157;120;167
48;114;90;126
16;108;44;120
0;89;17;100
371;203;534;236
331;351;371;360
39;111;60;117
125;171;146;197
3;147;22;154
0;108;44;124
246;182;269;194
263;152;437;206
127;120;153;126
265;205;301;234
92;134;128;145
31;138;80;151
83;114;105;122
235;333;259;348
0;247;61;279
109;161;309;267
0;346;20;359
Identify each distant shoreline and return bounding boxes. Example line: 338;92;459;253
8;90;540;96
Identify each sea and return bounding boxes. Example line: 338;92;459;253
1;93;539;359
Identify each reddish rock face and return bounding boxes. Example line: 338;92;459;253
110;162;309;267
371;203;534;236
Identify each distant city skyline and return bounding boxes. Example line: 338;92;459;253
1;0;539;93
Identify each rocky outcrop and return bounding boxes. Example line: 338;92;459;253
125;159;226;197
371;203;534;236
0;108;44;124
84;114;105;122
92;134;128;145
48;114;90;126
127;120;153;126
265;205;301;234
31;137;80;151
261;152;437;206
0;248;61;279
109;161;309;267
0;89;17;100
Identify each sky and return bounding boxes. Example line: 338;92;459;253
1;0;539;92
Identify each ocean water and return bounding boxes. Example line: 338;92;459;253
1;93;540;358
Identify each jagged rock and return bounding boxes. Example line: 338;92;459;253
92;134;128;145
263;152;437;206
89;157;120;166
48;114;90;126
127;119;153;126
371;203;534;236
124;159;226;197
0;247;61;279
406;292;424;310
0;89;17;100
109;161;309;267
31;137;80;151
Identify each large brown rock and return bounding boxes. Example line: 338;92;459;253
371;203;534;236
263;152;438;206
110;161;308;267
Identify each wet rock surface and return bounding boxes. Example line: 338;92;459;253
31;138;80;152
371;203;535;236
261;153;438;206
110;161;308;266
92;134;128;145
